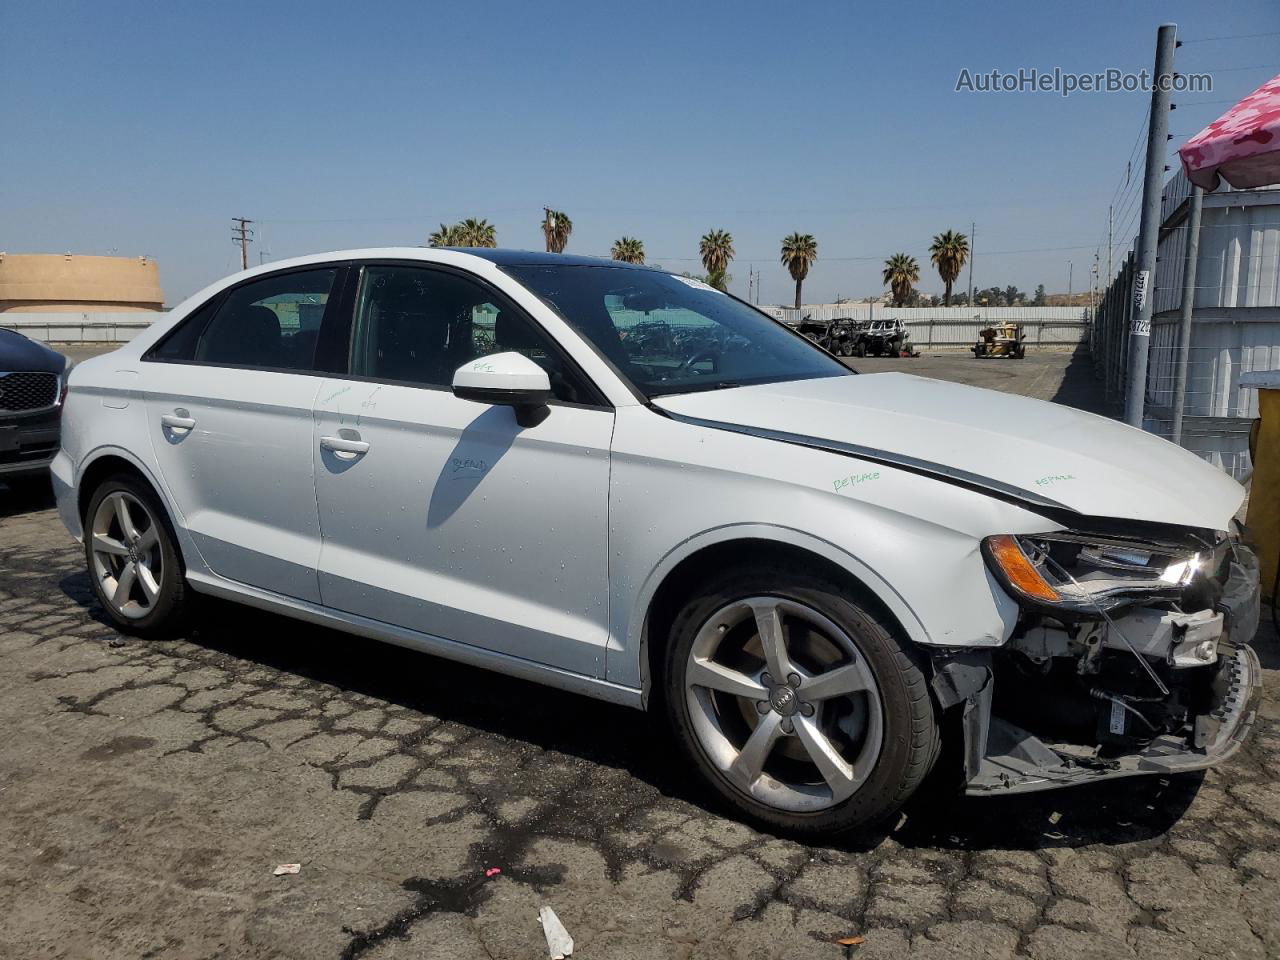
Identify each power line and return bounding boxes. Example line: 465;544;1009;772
1193;63;1280;73
1180;30;1280;43
1105;116;1150;211
640;243;1101;262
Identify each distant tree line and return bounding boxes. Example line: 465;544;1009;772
424;213;1054;309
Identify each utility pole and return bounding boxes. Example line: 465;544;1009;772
1068;261;1073;300
1124;23;1178;427
231;217;254;271
1106;204;1113;285
966;222;975;305
1091;254;1099;322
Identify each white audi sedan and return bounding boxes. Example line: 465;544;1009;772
53;249;1261;835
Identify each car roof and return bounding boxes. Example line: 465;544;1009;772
454;248;659;269
237;247;658;273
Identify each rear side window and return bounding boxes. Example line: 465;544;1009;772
148;300;217;362
196;269;337;369
350;265;595;403
148;268;339;371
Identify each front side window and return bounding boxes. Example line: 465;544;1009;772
502;265;849;397
349;265;593;403
187;268;337;370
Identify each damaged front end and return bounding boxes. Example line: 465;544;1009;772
934;525;1263;795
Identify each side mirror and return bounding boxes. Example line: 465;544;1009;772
452;352;552;427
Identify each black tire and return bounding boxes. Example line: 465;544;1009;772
663;566;939;836
853;342;866;358
83;473;192;638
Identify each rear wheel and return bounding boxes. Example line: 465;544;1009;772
83;474;191;637
664;567;939;835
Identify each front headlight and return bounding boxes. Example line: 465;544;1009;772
982;533;1203;619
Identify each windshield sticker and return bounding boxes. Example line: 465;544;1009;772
1034;474;1076;486
833;471;880;493
670;275;723;294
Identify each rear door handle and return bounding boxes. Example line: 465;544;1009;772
160;413;196;431
320;435;370;458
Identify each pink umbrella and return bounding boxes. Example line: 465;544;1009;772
1179;73;1280;191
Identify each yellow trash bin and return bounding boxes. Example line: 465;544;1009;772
1243;370;1280;603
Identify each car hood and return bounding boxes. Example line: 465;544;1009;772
652;373;1244;531
0;328;67;373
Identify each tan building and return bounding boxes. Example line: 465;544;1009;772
0;253;164;313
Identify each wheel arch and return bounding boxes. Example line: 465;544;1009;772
74;446;206;578
625;526;932;708
76;448;172;525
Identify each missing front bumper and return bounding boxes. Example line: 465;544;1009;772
933;542;1264;796
962;644;1261;795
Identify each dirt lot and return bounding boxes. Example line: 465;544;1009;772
1;350;1278;959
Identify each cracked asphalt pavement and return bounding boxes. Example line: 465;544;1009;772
2;351;1279;959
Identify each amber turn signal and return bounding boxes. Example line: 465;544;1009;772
984;535;1060;603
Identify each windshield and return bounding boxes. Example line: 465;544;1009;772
503;264;849;398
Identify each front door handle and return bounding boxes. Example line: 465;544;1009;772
160;413;196;431
320;435;370;458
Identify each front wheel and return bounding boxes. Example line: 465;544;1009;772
83;474;192;638
663;568;939;836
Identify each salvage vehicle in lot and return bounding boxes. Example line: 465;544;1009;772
861;317;908;357
0;327;69;489
53;249;1261;835
973;321;1027;359
796;316;860;357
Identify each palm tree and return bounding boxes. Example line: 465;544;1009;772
542;209;572;253
699;229;734;291
611;236;645;264
456;218;497;248
882;253;920;307
427;223;459;247
928;230;969;306
780;233;818;308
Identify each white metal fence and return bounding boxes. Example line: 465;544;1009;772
0;312;156;343
764;306;1091;350
2;307;1094;351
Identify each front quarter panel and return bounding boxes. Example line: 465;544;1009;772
606;405;1060;690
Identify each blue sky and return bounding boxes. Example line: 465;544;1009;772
3;1;1278;306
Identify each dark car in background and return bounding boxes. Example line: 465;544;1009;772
0;328;69;489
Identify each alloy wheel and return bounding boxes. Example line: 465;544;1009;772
684;596;884;812
90;491;163;620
